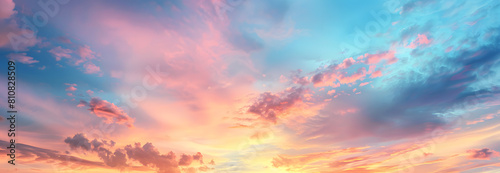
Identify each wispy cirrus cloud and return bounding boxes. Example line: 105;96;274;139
7;53;39;64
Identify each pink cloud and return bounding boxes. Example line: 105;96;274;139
280;75;288;83
49;46;72;61
336;57;356;70
467;148;499;160
247;87;306;123
327;90;336;95
80;97;135;128
7;53;39;64
407;34;431;49
371;70;382;78
65;83;77;91
75;45;97;65
0;20;40;50
0;0;15;19
466;113;496;125
359;82;370;87
84;62;101;74
338;67;367;84
362;51;397;65
87;90;94;95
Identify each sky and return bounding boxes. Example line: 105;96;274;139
0;0;500;172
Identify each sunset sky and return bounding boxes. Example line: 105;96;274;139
1;0;500;172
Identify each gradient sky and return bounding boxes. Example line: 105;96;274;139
1;0;500;172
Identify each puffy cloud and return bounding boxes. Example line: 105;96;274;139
7;53;39;64
64;134;127;168
124;143;179;173
64;133;92;151
179;152;204;166
247;87;306;123
83;62;101;74
49;46;73;61
63;134;208;172
467;148;499;160
79;97;135;127
76;45;97;65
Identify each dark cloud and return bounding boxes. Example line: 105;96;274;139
64;133;126;168
179;152;204;166
79;97;135;128
97;148;128;168
247;87;305;123
0;140;106;169
64;134;210;173
64;133;92;151
124;142;180;173
467;148;499;160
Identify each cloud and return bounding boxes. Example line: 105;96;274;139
0;0;15;19
64;133;92;151
359;50;397;65
272;147;368;169
87;90;94;95
407;34;432;49
179;152;203;166
0;6;39;50
83;62;101;74
98;148;128;168
311;56;378;87
76;45;97;65
64;133;209;172
247;87;306;123
0;140;107;170
64;133;115;152
65;83;77;91
124;143;180;173
49;46;73;61
64;134;129;168
327;89;336;95
7;53;39;64
359;82;370;87
370;70;382;78
79;97;135;128
467;148;500;160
